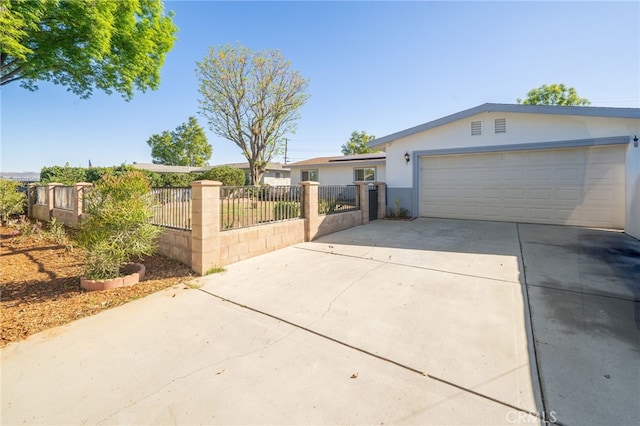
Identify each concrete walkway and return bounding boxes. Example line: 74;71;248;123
2;218;638;425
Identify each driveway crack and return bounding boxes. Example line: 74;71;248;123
96;327;297;425
314;262;386;324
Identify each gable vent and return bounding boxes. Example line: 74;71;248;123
471;120;482;136
495;118;507;133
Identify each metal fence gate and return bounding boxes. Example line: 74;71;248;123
368;186;378;221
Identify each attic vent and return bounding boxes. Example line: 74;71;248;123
471;120;482;136
495;118;507;133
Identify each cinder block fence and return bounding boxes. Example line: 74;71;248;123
28;181;386;275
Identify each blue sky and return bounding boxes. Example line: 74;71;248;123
2;1;639;173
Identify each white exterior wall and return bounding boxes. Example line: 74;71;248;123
262;170;291;186
626;142;640;239
385;113;639;188
290;163;385;186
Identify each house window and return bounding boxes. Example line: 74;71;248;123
275;172;282;179
301;169;318;182
354;167;376;182
495;118;507;133
471;120;482;136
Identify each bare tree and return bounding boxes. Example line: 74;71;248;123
196;43;310;185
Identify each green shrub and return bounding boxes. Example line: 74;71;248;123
77;171;161;280
273;201;300;220
0;179;26;225
160;173;194;187
318;199;337;215
197;166;245;186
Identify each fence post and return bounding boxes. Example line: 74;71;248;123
301;181;319;241
191;180;222;275
45;183;62;222
73;182;93;226
27;184;37;218
376;182;387;219
356;183;370;225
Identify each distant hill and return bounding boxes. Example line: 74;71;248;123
0;172;40;182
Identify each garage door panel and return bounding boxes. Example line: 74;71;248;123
419;146;625;228
557;188;581;201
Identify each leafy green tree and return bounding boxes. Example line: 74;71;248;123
197;43;310;185
147;117;212;167
517;83;590;106
341;131;377;155
1;0;177;100
40;163;87;184
198;166;245;186
0;179;26;225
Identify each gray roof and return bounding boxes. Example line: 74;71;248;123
369;103;640;148
288;152;386;167
132;163;211;173
219;162;291;171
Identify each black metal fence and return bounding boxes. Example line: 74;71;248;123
318;185;359;215
220;186;302;230
151;187;192;230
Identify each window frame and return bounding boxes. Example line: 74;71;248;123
301;169;319;182
353;167;376;182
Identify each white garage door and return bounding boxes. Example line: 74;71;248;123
419;145;626;228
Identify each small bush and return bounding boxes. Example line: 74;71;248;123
198;166;245;186
319;199;338;215
273;201;300;220
77;171;161;280
0;179;26;225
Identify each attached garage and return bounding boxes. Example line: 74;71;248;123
419;144;626;228
368;103;640;238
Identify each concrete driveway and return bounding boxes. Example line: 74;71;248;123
2;218;638;425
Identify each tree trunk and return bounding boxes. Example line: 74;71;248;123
251;163;265;186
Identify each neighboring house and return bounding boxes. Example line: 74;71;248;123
288;153;386;186
132;162;291;186
132;163;211;174
223;162;291;185
368;103;640;239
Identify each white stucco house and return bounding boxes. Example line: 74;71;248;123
368;103;640;239
288;153;386;186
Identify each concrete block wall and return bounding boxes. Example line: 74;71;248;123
28;182;92;228
218;219;305;266
27;179;386;275
157;228;192;266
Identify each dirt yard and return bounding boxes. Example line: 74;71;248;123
0;225;196;347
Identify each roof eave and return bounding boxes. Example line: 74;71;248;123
368;103;640;148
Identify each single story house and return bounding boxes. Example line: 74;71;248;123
288;153;386;186
132;162;291;186
132;163;211;174
223;162;291;185
368;103;640;239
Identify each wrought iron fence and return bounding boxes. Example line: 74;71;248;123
220;186;302;230
318;185;359;215
35;186;47;205
151;187;192;231
53;186;74;210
